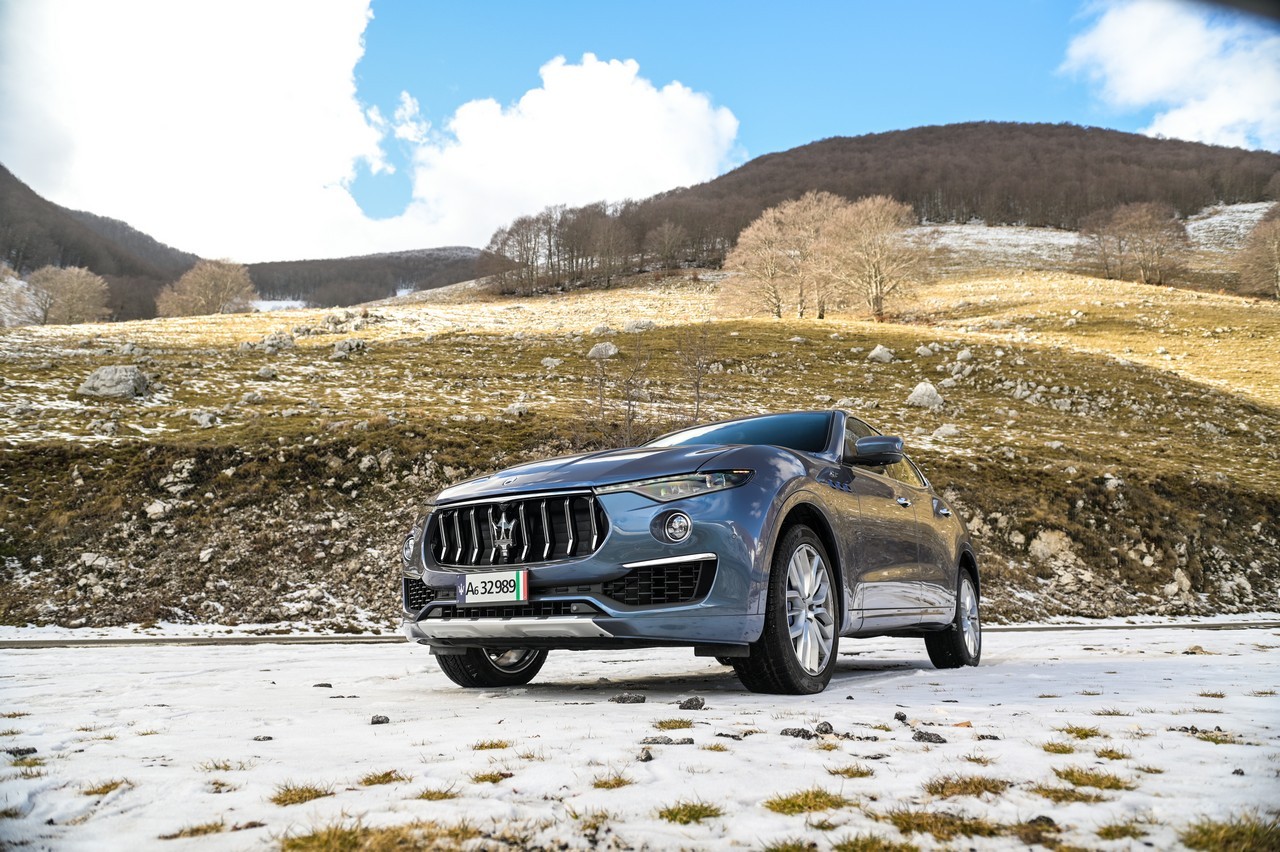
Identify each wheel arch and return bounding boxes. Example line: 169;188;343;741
958;546;980;597
776;502;845;617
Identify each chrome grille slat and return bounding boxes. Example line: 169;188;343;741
427;492;608;568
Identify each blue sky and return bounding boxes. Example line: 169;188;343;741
0;0;1275;261
348;1;1106;217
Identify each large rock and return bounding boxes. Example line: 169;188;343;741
587;342;619;360
78;365;149;398
906;381;944;409
866;345;895;363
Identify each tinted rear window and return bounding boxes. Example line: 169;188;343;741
646;412;832;453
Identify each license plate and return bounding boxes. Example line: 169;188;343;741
456;569;528;606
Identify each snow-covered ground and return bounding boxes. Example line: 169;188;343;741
2;623;1277;850
249;299;308;313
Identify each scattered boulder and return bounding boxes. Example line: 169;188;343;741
912;730;947;744
636;747;653;762
370;715;390;725
623;319;656;333
906;381;944;409
956;348;973;362
256;367;277;380
915;345;934;357
504;402;530;417
145;500;172;519
866;345;895;363
540;357;563;370
261;332;295;351
78;365;149;398
587;342;619;360
780;727;816;739
678;696;705;711
609;692;646;704
190;411;217;429
334;338;367;356
591;325;614;335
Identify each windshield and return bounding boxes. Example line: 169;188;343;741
646;412;832;453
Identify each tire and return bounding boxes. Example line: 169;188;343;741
733;525;839;694
436;648;548;688
925;569;981;669
713;656;735;667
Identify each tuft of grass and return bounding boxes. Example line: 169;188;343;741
881;808;1004;841
1193;707;1224;714
700;743;729;753
923;774;1011;799
1056;724;1103;740
1197;690;1226;699
1092;707;1132;716
1095;746;1131;760
963;753;994;766
0;712;28;719
17;767;46;779
1248;689;1276;697
269;782;333;806
592;772;632;790
471;739;510;750
359;769;409;786
832;835;920;852
470;770;513;784
1054;765;1136;790
82;779;128;797
1196;730;1240;745
414;786;459;801
207;780;236;794
0;807;23;820
136;729;161;736
761;838;818;852
657;799;722;824
0;729;21;737
1036;693;1060;699
815;741;840;751
1180;812;1280;852
281;819;479;852
1042;741;1075;754
197;759;254;772
572;807;613;835
1079;689;1102;696
10;756;44;768
653;718;694;731
764;787;851;815
1136;765;1164;774
827;763;875;779
1097;819;1149;840
159;821;225;840
1029;784;1107;804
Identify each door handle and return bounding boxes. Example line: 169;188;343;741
938;506;952;517
896;497;912;508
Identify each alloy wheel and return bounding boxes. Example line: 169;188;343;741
785;543;835;675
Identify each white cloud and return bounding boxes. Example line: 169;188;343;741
0;4;739;262
1062;0;1280;151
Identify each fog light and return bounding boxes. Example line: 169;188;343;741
664;512;692;543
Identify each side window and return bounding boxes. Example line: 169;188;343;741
886;456;925;488
842;417;877;463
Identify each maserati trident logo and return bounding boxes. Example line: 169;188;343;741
491;510;518;559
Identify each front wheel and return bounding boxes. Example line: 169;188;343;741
436;648;548;688
733;525;839;694
925;570;981;668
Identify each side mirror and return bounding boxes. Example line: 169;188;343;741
846;435;904;466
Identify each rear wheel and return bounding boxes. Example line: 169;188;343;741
436;648;548;687
925;570;981;669
734;525;839;694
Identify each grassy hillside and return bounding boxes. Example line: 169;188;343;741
0;271;1276;628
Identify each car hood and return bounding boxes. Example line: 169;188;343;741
434;444;735;504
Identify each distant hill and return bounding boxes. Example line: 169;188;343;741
0;163;483;317
635;122;1280;255
0;163;180;319
248;247;483;307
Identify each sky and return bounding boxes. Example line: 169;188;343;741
0;0;1277;263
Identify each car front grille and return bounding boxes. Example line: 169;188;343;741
427;492;607;568
601;558;716;606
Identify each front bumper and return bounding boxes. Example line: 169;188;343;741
401;489;770;649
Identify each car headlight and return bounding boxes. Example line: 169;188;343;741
595;470;753;502
401;515;427;575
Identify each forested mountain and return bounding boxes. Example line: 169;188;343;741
64;208;199;278
0;164;182;319
630;122;1280;259
249;247;483;307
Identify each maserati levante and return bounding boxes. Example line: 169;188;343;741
399;410;980;694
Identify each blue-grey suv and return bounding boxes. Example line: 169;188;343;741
400;410;980;694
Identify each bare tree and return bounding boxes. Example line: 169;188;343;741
645;221;688;269
724;204;790;317
155;260;257;317
675;321;718;422
818;195;921;321
1237;214;1280;299
25;265;110;324
1108;203;1187;285
1078;208;1128;279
